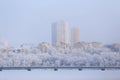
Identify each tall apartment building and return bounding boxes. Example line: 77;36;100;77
52;21;69;48
71;27;80;47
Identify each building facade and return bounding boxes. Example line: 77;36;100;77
52;21;69;48
71;27;80;47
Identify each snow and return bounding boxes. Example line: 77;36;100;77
0;42;120;67
0;70;120;80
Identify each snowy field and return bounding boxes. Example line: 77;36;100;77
0;70;120;80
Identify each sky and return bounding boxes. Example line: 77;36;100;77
0;0;120;46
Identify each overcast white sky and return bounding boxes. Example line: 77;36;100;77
0;0;120;46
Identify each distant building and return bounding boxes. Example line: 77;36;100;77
37;42;53;53
71;42;102;49
113;43;120;47
0;39;9;48
71;27;80;47
52;21;69;48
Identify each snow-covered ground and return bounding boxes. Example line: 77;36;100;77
0;42;120;67
0;70;120;80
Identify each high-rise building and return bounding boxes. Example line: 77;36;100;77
71;27;80;47
52;21;69;48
